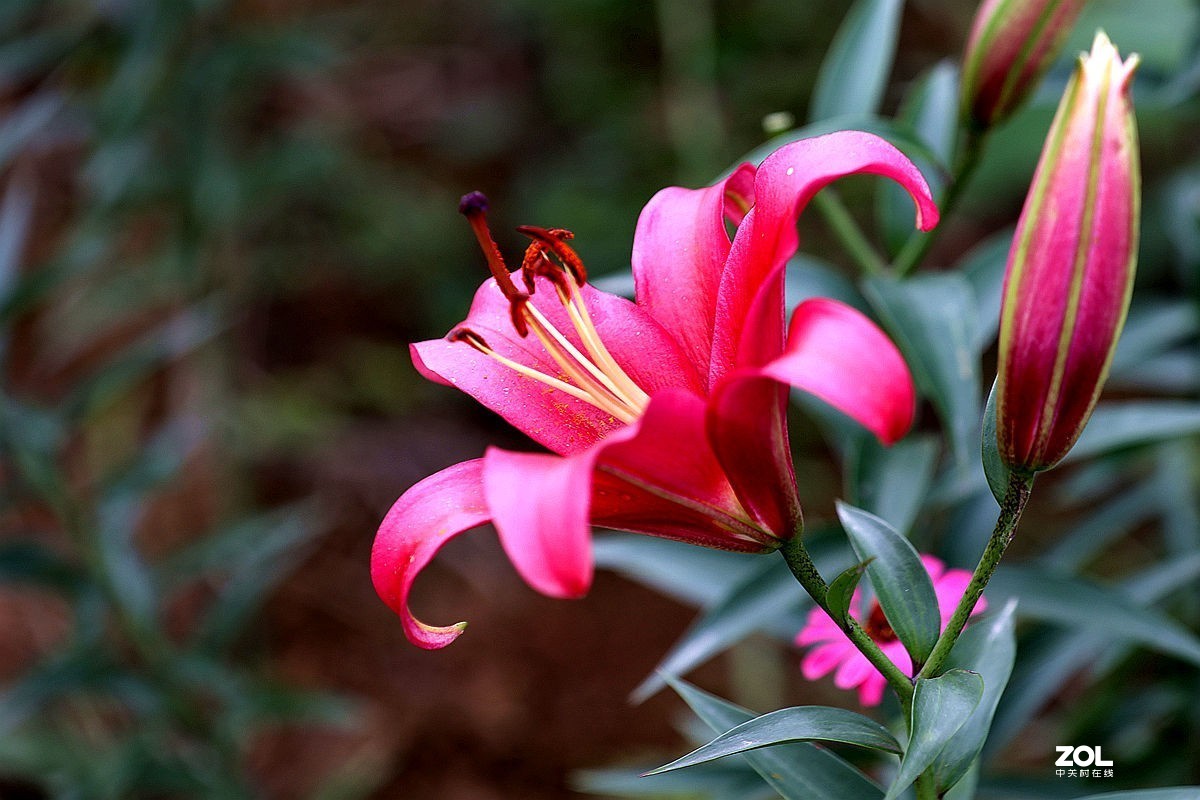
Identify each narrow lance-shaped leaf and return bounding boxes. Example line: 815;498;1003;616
884;670;983;800
932;601;1018;793
826;559;872;628
665;676;884;800
863;273;980;466
837;501;941;664
810;0;904;122
878;61;958;253
982;379;1010;505
986;565;1200;667
647;705;902;775
631;558;808;703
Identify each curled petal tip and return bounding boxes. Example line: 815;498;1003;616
412;620;468;650
459;190;490;215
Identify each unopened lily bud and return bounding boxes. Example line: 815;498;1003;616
995;32;1140;473
962;0;1089;128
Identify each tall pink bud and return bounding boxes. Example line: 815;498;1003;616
962;0;1089;128
995;32;1140;473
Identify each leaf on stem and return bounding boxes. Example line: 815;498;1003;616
837;501;940;664
665;676;884;800
646;705;902;776
826;559;872;628
931;601;1018;793
884;670;983;800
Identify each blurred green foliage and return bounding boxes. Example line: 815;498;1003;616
0;0;1199;798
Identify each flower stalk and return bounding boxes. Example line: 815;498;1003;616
917;470;1034;680
780;536;915;703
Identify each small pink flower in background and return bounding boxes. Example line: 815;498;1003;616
796;556;985;706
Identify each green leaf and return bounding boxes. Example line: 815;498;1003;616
0;168;35;307
188;505;324;652
932;601;1018;793
959;229;1012;352
981;379;1009;506
631;559;809;703
96;493;159;636
885;670;983;800
65;304;223;419
878;61;958;253
827;560;872;627
785;254;869;315
848;433;939;536
575;763;773;800
0;93;63;171
1109;298;1199;377
986;565;1200;668
810;0;903;122
1041;482;1158;571
987;554;1200;756
1072;791;1200;800
863;274;980;466
666;677;884;800
648;706;902;775
0;540;83;593
836;502;940;664
593;534;761;608
1066;402;1200;462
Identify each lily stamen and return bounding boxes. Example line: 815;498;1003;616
458;193;651;424
518;229;651;409
449;326;639;424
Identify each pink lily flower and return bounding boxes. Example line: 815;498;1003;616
796;556;986;706
373;132;939;649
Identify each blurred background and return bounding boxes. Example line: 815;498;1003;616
0;0;1198;798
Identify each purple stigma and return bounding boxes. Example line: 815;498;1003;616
458;191;490;216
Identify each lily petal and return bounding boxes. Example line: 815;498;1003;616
708;297;914;528
482;445;603;599
712;131;940;381
706;373;800;536
632;164;755;384
482;390;776;603
762;298;915;445
597;388;775;550
371;459;490;650
414;276;701;457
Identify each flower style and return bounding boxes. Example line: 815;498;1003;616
373;131;939;649
996;32;1140;472
796;556;986;706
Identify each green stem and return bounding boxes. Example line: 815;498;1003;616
917;470;1035;680
812;190;888;276
915;772;940;800
893;126;987;277
780;537;914;703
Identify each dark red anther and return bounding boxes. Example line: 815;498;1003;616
448;326;491;352
507;294;531;338
519;242;572;295
516;225;588;285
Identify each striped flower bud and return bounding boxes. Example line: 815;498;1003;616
961;0;1089;128
995;32;1140;473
